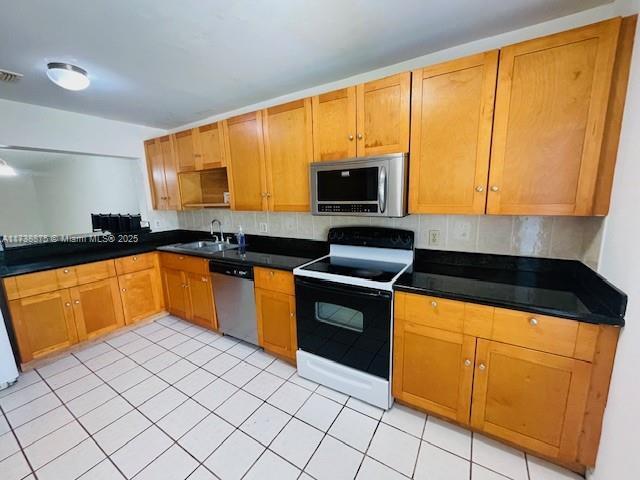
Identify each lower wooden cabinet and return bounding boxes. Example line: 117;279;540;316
160;265;217;330
393;319;475;424
9;290;78;363
255;288;297;362
71;278;125;341
393;291;618;472
471;340;592;461
118;268;164;325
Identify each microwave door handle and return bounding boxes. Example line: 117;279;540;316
378;165;387;213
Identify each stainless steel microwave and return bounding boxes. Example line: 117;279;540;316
310;153;408;217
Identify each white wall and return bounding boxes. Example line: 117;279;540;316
0;99;178;231
0;175;45;235
590;1;640;479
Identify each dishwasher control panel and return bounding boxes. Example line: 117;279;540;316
210;261;254;280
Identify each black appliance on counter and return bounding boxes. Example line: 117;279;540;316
91;213;144;234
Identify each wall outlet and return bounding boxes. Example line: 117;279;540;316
428;229;441;246
453;221;471;241
259;222;268;233
154;220;161;228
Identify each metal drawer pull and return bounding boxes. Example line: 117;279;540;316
479;363;486;371
121;288;127;292
431;301;437;308
464;359;471;367
529;318;539;326
63;269;69;274
65;302;71;307
74;300;80;305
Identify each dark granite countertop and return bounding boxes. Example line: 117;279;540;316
395;250;626;326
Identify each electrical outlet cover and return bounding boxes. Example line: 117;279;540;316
428;229;441;246
259;222;268;233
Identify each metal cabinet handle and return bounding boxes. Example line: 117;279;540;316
490;185;500;192
63;269;69;274
475;186;485;193
201;277;207;282
431;300;437;308
479;363;486;371
65;302;71;307
132;256;137;261
529;318;539;326
348;134;354;141
74;300;80;305
357;133;363;140
464;359;472;367
290;312;294;318
121;288;127;292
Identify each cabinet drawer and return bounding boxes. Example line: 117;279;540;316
10;268;77;298
491;308;579;357
254;267;294;295
75;260;116;285
159;252;209;275
115;252;156;275
398;293;465;333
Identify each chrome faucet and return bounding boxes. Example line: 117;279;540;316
210;219;223;243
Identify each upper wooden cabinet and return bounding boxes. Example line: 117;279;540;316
487;18;621;215
356;73;411;156
312;72;410;161
173;129;197;173
195;123;226;169
409;51;498;214
223;111;267;211
263;99;314;212
144;135;181;210
312;87;357;161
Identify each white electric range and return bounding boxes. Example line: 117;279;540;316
293;227;414;409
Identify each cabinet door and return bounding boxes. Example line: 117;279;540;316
144;139;168;209
393;318;475;424
471;340;591;462
255;288;297;362
173;129;197;173
223;111;267;211
159;135;182;210
71;278;124;341
161;268;189;319
356;72;410;156
263;99;313;212
196;123;226;169
487;19;621;215
9;290;78;363
409;52;498;214
118;268;163;324
312;87;357;161
186;272;217;330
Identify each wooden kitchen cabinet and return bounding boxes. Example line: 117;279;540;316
312;73;410;161
393;318;475;424
118;267;163;325
255;288;297;362
254;267;297;362
173;129;197;173
195;122;227;169
263;99;314;212
159;253;217;330
312;87;357;161
71;278;124;341
487;18;621;215
9;290;78;363
471;340;591;461
144;135;181;210
223;111;267;211
161;267;190;319
409;51;498;214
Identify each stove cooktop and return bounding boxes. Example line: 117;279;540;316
300;256;408;282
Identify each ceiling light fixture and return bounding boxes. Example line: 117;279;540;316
46;62;90;91
0;159;17;177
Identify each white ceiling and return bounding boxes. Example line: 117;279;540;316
0;148;131;172
0;0;612;129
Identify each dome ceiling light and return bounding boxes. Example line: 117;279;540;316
46;62;90;91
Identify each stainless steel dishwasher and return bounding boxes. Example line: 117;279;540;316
210;261;258;345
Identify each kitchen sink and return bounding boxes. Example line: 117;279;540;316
177;240;239;253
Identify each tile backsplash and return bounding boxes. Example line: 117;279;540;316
178;209;604;268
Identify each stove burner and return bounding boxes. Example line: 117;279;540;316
352;269;384;279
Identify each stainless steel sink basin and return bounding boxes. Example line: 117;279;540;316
178;241;239;253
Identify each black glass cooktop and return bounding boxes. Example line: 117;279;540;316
301;256;407;282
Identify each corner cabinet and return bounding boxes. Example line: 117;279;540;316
487;18;622;215
254;267;297;363
312;72;411;161
144;135;182;211
393;291;619;472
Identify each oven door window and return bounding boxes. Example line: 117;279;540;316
316;303;364;332
295;278;391;379
317;167;378;201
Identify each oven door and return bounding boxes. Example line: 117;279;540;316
295;277;392;379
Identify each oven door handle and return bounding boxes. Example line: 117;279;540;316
296;278;390;298
378;165;387;214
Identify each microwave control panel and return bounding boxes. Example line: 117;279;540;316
317;204;378;214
